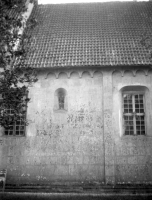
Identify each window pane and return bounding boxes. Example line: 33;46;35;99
16;120;20;125
5;125;14;135
9;131;13;135
20;131;24;136
16;131;19;135
123;94;133;113
135;94;144;113
15;117;25;136
21;120;25;125
20;126;25;131
5;131;8;135
136;115;145;135
125;131;129;135
124;115;134;135
141;130;145;135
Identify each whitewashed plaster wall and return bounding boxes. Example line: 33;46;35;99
0;69;105;185
113;70;152;183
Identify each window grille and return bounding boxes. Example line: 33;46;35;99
123;93;145;135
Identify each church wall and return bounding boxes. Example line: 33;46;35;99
112;70;152;183
0;70;104;185
1;68;152;185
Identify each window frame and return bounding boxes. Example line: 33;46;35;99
122;91;146;136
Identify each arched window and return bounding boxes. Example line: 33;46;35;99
54;88;67;111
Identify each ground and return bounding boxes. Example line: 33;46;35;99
0;193;152;200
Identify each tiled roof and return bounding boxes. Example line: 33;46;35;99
22;2;152;68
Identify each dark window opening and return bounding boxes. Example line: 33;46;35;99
58;91;65;110
54;88;67;111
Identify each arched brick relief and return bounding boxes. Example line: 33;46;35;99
148;69;152;74
37;71;46;81
58;72;68;79
67;72;71;79
37;70;46;77
112;70;122;77
136;70;145;76
34;72;47;88
93;71;102;78
45;72;56;80
78;71;83;78
124;70;133;77
70;71;79;79
112;70;122;88
143;69;149;76
112;70;122;81
82;71;91;78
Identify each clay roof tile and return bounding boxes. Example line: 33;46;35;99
23;2;152;68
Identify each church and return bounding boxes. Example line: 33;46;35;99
1;1;152;186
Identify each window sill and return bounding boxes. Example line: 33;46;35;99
2;135;25;137
120;134;147;139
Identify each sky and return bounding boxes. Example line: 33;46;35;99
38;0;149;4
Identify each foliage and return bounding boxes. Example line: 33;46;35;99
0;0;37;129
